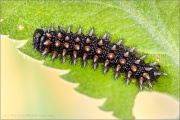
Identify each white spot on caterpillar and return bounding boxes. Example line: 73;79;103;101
0;19;3;22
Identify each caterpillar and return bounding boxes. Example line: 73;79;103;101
33;25;167;90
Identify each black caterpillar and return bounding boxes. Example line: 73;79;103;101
33;25;167;90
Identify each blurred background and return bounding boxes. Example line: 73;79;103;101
1;35;179;119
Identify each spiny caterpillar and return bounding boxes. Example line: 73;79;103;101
33;25;167;90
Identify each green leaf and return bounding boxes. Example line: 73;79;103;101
1;1;179;119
